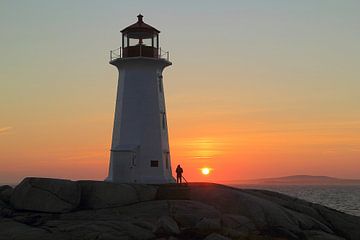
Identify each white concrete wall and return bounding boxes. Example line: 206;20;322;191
107;57;174;184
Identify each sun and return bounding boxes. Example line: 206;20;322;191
201;167;211;175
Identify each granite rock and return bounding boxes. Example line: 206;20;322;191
204;233;232;240
154;216;180;236
10;178;81;213
0;185;13;203
2;179;360;240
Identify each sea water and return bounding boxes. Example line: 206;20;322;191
234;184;360;217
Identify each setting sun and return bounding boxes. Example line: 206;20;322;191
201;167;211;175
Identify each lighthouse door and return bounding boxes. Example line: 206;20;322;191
111;151;136;182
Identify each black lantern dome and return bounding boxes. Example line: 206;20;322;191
121;14;160;58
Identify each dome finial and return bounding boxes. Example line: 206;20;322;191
137;14;143;23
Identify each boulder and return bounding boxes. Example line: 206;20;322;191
0;204;13;218
3;179;360;240
0;199;6;208
220;228;248;239
44;220;152;240
10;177;80;213
156;184;190;200
117;200;170;220
244;189;359;238
79;181;138;209
303;230;346;240
170;200;220;228
154;216;180;235
188;183;302;234
117;221;156;240
221;214;256;234
0;185;12;192
312;205;360;240
194;217;221;234
78;181;158;209
244;189;327;224
203;233;231;240
130;184;158;202
221;214;253;228
12;212;53;227
167;237;179;240
0;219;57;240
0;185;13;203
284;208;333;233
252;189;360;239
187;183;360;239
132;220;156;231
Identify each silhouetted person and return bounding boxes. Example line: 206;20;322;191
176;164;183;184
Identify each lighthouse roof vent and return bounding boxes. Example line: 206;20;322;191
121;14;160;39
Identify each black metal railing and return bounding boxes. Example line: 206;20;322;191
110;46;169;61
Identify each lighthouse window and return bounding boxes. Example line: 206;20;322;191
131;153;136;166
162;113;166;129
123;35;128;47
129;38;138;46
165;152;170;169
154;35;158;48
150;160;159;167
158;76;163;93
143;38;152;46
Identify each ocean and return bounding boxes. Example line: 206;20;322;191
233;184;360;217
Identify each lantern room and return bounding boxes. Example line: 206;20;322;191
121;14;160;58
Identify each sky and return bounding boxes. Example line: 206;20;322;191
1;1;360;184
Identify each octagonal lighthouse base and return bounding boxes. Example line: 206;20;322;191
106;57;175;184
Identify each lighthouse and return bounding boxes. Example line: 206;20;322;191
107;15;175;184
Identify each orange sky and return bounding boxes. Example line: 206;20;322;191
1;1;360;184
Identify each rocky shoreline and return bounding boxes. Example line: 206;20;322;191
0;177;359;240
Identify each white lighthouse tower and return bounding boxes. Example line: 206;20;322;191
107;15;175;184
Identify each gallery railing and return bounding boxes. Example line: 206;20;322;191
110;46;170;61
